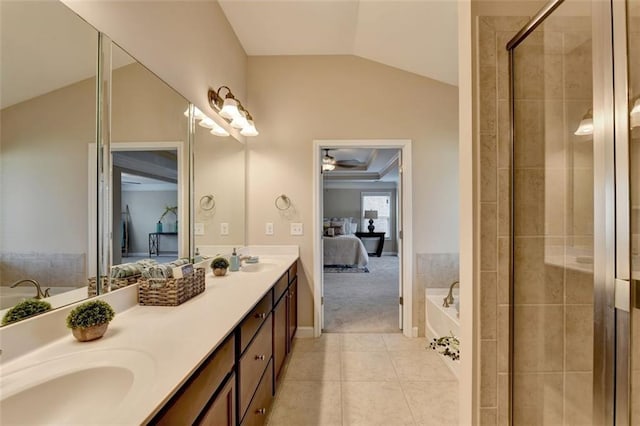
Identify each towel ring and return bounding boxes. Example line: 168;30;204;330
275;194;291;211
199;194;216;211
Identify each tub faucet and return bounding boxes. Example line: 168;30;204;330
10;279;50;299
443;281;459;308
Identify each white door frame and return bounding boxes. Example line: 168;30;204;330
312;139;413;337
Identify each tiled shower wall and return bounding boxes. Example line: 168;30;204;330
478;15;595;425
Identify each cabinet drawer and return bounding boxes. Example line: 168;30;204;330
273;295;287;384
155;335;235;425
198;373;235;426
288;262;297;283
273;273;289;305
240;291;273;352
241;359;274;426
239;316;273;418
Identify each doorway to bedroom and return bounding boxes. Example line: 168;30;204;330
314;140;411;334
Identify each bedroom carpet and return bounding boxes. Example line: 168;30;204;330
323;255;400;333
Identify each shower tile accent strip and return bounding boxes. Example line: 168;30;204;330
477;15;530;425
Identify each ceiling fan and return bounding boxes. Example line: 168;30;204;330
322;149;367;171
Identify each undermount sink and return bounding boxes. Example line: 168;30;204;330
0;349;155;425
240;261;278;273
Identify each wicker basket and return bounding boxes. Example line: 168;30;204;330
138;267;205;306
88;275;141;297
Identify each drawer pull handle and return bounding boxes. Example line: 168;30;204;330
255;354;266;360
254;312;267;319
256;408;266;415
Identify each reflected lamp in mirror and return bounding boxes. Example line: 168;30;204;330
364;210;378;233
208;86;259;137
574;108;593;136
631;97;640;129
185;107;229;137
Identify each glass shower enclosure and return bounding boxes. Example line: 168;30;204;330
507;0;640;423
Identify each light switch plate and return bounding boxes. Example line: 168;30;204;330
220;222;229;235
194;223;205;235
290;222;303;235
266;222;274;235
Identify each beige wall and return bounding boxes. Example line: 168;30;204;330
1;77;96;254
193;125;246;247
63;0;247;135
246;55;459;328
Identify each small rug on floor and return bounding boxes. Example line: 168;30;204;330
324;265;369;273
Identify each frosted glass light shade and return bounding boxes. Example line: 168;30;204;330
211;124;229;137
219;98;240;120
574;117;593;135
240;120;259;136
631;99;640;129
230;114;249;129
322;163;335;171
184;106;206;121
198;117;216;129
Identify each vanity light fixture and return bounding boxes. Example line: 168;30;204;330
208;86;259;137
631;97;640;129
185;106;230;137
574;108;593;136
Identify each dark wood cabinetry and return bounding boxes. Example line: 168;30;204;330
149;259;298;426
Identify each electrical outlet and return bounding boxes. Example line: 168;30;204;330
194;223;205;235
220;222;229;235
266;222;274;235
290;222;303;236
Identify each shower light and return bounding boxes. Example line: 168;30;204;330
631;98;640;129
574;109;593;136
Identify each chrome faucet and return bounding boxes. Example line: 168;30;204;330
10;279;50;299
443;281;459;308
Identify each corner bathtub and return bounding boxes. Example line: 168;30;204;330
425;288;460;378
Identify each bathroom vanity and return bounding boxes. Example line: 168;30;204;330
151;259;298;425
0;251;299;426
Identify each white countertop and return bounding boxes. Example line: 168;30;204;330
0;252;298;425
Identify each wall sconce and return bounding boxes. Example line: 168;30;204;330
574;108;593;136
184;106;229;137
631;97;640;129
208;86;259;137
322;149;336;172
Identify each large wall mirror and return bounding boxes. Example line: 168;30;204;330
0;0;246;328
0;1;98;322
109;43;190;267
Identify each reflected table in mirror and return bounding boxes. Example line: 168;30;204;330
148;232;178;257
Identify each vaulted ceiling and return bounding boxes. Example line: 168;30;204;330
218;0;459;86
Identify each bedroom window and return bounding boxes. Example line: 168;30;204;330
361;192;392;239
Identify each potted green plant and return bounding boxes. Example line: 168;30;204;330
211;257;230;276
66;300;115;342
2;299;52;326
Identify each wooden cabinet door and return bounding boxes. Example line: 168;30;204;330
273;294;287;385
198;373;235;426
288;277;298;346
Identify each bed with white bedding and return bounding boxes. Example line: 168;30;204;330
323;234;369;267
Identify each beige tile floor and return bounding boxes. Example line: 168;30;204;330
267;333;459;426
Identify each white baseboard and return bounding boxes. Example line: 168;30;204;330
294;327;315;338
